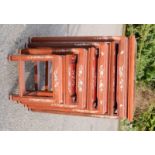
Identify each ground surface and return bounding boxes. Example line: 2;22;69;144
0;24;123;130
135;85;155;117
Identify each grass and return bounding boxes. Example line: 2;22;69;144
120;85;155;131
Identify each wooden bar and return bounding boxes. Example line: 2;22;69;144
20;48;52;55
76;48;88;109
29;105;100;115
117;37;128;119
18;60;25;97
128;35;136;121
28;42;99;48
11;95;55;104
108;42;117;115
87;47;97;110
30;108;118;118
65;54;77;105
20;48;81;55
25;90;53;97
11;95;77;108
97;43;109;114
62;55;66;105
52;55;63;104
23;101;100;114
8;55;55;61
22;101;77;109
31;36;121;42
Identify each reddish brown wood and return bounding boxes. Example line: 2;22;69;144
117;37;128;118
65;54;77;105
8;36;136;121
25;91;53;97
11;95;55;104
28;42;99;48
52;55;63;104
76;48;88;109
108;42;117;115
128;35;136;121
30;36;121;42
87;47;97;110
8;55;55;61
30;108;118;118
18;60;25;97
97;43;109;114
20;48;52;55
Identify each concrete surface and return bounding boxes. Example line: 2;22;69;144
0;24;123;130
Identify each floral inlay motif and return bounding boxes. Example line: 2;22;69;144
99;65;104;92
119;66;124;91
120;50;124;55
78;65;83;92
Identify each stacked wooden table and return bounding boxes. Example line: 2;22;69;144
8;36;136;121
